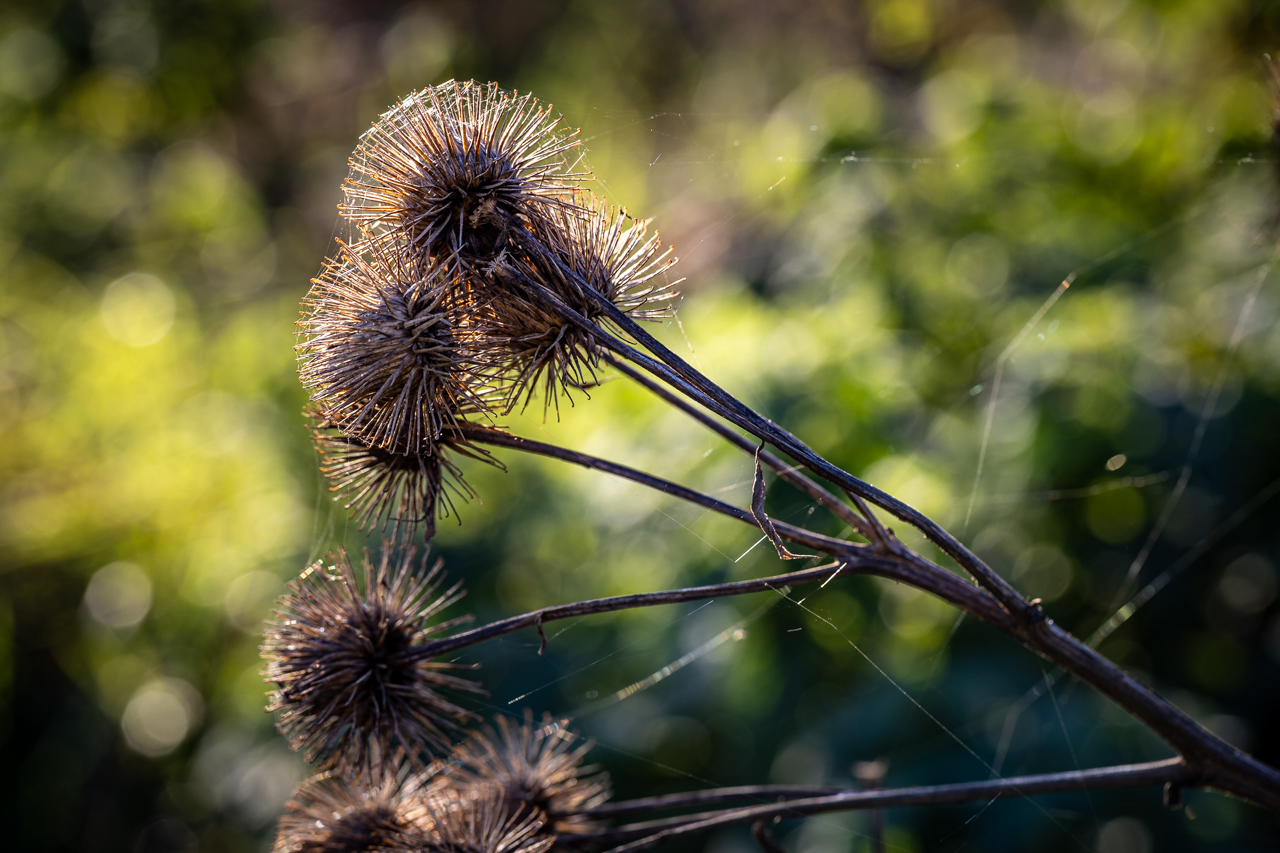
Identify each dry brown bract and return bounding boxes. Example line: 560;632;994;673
262;547;483;771
341;80;585;272
446;712;611;836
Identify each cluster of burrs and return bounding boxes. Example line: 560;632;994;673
264;76;1268;851
298;80;679;538
269;81;672;853
263;549;611;853
272;715;610;853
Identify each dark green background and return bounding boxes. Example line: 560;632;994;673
2;1;1279;850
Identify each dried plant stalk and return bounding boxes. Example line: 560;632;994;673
269;77;1280;852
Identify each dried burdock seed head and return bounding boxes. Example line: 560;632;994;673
418;784;555;853
309;412;500;540
447;711;611;836
540;195;679;320
274;762;436;853
486;194;678;411
263;547;483;771
298;239;496;456
341;80;586;270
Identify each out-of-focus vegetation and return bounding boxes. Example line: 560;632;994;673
2;1;1279;850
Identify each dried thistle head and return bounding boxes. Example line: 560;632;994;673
447;712;611;836
298;239;495;456
341;80;585;271
310;412;500;540
418;784;555;853
263;547;483;771
487;195;679;411
541;195;679;320
274;763;436;853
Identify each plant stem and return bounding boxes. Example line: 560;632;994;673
505;250;1028;617
586;786;842;818
416;556;1011;664
590;293;1028;615
565;759;1192;852
602;355;873;539
456;422;1280;808
453;426;1011;628
495;254;1280;810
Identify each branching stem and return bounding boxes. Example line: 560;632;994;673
490;247;1280;811
453;426;1011;629
452;419;1280;809
602;356;874;539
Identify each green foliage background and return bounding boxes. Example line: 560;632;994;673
1;0;1279;850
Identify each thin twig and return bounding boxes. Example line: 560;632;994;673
586;786;842;818
506;252;1031;621
562;759;1192;852
458;421;1280;809
845;489;894;551
414;555;1015;664
456;425;848;555
453;425;1013;629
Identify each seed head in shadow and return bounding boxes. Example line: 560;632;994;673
418;784;555;853
263;547;483;771
447;712;611;837
274;763;435;853
341;80;585;271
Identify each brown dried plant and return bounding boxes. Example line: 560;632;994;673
301;84;685;538
267;76;1280;852
445;712;611;837
274;762;435;853
417;784;555;853
485;194;679;411
262;547;482;771
308;408;500;540
340;80;586;272
298;238;496;457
